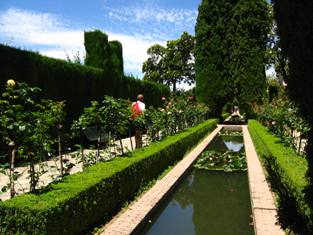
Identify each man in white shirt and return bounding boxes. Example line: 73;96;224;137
131;94;145;148
133;94;145;113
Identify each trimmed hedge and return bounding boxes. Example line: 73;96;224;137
0;119;218;235
0;44;170;127
84;30;124;78
248;120;311;234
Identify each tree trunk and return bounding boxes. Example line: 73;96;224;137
129;124;134;151
97;136;100;162
29;158;36;192
9;145;16;198
172;80;177;93
119;139;124;155
58;134;63;176
80;131;85;168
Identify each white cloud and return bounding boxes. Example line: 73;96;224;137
107;32;165;75
0;8;84;48
0;8;165;77
106;6;196;25
102;4;197;46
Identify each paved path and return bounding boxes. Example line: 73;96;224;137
242;125;284;235
98;126;223;235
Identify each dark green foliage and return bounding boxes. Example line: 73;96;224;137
195;0;270;116
272;1;313;224
0;44;170;128
0;119;218;235
248;120;312;233
194;150;247;171
195;0;236;116
143;32;195;93
84;30;110;70
109;41;124;78
85;31;124;79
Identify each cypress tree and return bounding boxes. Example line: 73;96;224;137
109;41;124;78
195;0;270;117
228;0;270;115
84;30;124;78
195;0;234;116
273;1;313;232
84;30;110;70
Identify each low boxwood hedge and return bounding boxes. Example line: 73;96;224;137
0;119;218;235
248;120;312;234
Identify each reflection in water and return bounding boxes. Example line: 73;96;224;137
224;140;244;152
140;170;254;235
206;135;244;153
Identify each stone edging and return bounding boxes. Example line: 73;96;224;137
99;126;223;235
242;125;284;235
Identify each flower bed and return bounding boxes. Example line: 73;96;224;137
0;119;218;235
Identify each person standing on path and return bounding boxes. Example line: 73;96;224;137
131;94;145;148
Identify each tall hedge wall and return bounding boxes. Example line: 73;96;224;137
0;44;170;127
0;119;218;235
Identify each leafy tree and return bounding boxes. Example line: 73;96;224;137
143;32;195;92
65;51;84;65
0;81;65;193
71;100;105;165
195;0;236;116
228;0;271;114
142;44;166;84
272;1;313;232
266;7;289;84
195;0;270;116
101;96;130;154
71;96;130;161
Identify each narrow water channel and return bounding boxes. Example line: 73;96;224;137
139;128;254;235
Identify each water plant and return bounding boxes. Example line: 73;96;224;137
194;150;247;172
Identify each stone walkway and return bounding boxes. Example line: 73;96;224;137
242;125;284;235
98;126;223;235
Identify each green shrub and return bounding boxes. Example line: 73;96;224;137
248;120;311;234
0;119;218;235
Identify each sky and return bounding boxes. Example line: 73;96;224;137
0;0;201;80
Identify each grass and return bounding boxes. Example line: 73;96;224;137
248;120;308;191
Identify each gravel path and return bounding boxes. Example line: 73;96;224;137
0;135;147;201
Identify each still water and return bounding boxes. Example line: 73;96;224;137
206;135;244;153
139;132;254;235
139;169;254;235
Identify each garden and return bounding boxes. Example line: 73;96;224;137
1;0;313;234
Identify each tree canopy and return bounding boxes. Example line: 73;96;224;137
142;32;195;93
272;1;313;232
195;0;271;116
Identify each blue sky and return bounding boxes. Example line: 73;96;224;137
0;0;201;79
